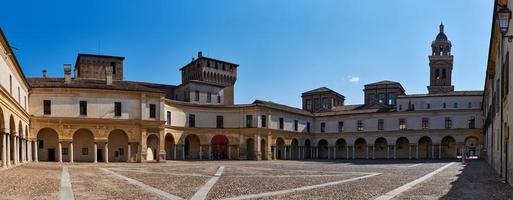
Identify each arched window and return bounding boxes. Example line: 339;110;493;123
435;69;440;79
442;69;446;79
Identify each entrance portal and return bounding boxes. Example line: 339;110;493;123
211;135;229;160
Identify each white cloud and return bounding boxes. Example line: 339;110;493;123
348;76;360;83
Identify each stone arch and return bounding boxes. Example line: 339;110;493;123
374;137;388;159
18;121;23;139
464;136;479;157
318;139;329;159
418;136;432;159
9;115;15;135
335;138;347;159
441;136;456;159
246;138;255;160
73;128;95;162
37;128;59;162
211;135;229;160
291;138;299;160
395;137;410;159
108;129;128;162
260;138;267;160
275;137;285;160
165;133;176;160
184;134;200;160
146;134;159;161
354;138;367;159
304;139;312;159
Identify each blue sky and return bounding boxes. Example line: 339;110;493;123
1;1;493;107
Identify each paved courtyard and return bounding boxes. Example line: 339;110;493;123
0;159;511;200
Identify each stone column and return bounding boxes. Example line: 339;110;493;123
127;143;131;162
255;135;262;160
298;146;302;160
438;144;442;159
136;142;141;163
105;142;109;163
93;142;98;163
372;145;375;159
14;136;18;164
228;145;231;160
58;142;62;163
6;134;10;166
2;133;6;167
288;146;292;160
387;145;390;160
408;144;411;159
34;140;38;162
199;146;203;160
70;142;74;163
27;140;31;162
173;145;177;160
346;146;349;159
182;144;185;160
416;144;419;159
366;145;369;159
333;147;336;160
352;145;355;159
393;145;397;159
273;146;276;160
431;145;435;159
315;147;319;159
20;139;24;162
208;144;212;160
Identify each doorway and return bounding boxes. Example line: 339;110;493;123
48;149;55;161
97;149;103;162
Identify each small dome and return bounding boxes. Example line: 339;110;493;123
436;32;448;41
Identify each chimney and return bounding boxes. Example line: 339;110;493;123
42;70;47;78
106;65;113;85
198;51;203;58
64;64;71;84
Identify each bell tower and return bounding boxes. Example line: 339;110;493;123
427;23;454;94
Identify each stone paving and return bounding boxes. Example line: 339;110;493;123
0;159;511;200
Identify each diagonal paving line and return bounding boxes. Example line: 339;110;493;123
60;166;75;200
374;162;455;200
100;168;184;200
191;165;225;200
221;172;381;200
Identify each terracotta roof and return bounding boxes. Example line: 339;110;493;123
27;77;175;94
398;90;483;98
302;87;345;98
365;80;401;86
252;100;313;116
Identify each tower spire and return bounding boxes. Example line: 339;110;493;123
439;22;444;33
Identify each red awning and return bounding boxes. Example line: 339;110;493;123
211;135;229;144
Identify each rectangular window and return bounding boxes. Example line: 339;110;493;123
454;103;458;108
445;117;452;129
338;121;344;132
149;104;156;118
189;114;196;127
246;115;253;128
294;120;298;131
62;148;68;155
305;99;312;110
279;118;284;129
378;93;385;103
38;140;44;149
399;118;406;130
82;148;88;155
261;115;267;127
166;111;171;125
388;93;397;105
427;104;431;109
443;103;446;108
468;116;476;129
217;96;221;103
357;120;364;131
195;90;200;101
43;100;51;115
307;122;311;133
80;101;87;116
9;75;12;94
114;102;122;117
207;92;212;103
216;116;224;128
320;122;326;133
468;102;472;108
378;119;384;131
422;118;429;129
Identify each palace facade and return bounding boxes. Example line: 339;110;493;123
0;24;483;167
